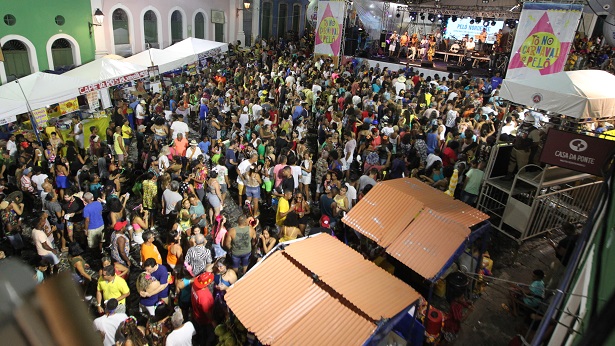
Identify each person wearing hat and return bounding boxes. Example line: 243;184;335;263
191;271;215;345
93;298;128;346
503;112;541;180
136;99;147;126
306;215;336;237
110;220;131;267
185;139;203;161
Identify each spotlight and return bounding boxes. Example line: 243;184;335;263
483;21;489;27
420;14;425;20
470;19;475;24
437;13;442;18
491;20;496;26
475;17;482;23
396;12;401;18
482;0;489;3
516;19;519;23
452;15;457;22
428;14;435;22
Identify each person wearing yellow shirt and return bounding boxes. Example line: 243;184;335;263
140;231;162;265
121;118;133;149
96;265;130;314
275;189;294;231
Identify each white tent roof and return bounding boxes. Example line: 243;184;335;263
63;57;147;81
164;37;228;61
0;72;93;121
500;70;615;119
123;48;196;73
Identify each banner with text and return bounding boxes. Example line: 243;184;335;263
78;70;149;94
506;3;583;80
314;0;347;67
540;129;615;176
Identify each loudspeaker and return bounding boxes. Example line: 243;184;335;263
389;56;400;63
447;65;462;72
421;60;434;68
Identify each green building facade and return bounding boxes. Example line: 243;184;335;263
0;0;96;84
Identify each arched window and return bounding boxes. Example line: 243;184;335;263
112;9;131;57
2;40;31;80
195;12;205;39
278;3;288;38
292;4;301;34
143;10;159;48
51;38;74;68
262;2;272;40
171;10;183;44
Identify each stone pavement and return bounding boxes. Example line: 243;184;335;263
453;230;564;345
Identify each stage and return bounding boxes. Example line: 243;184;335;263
362;50;497;80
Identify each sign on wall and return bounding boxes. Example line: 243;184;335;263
540;129;615;176
211;10;225;24
314;0;347;67
78;70;149;94
506;3;583;80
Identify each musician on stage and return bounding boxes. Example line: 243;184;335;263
420;35;429;60
477;28;487;52
409;33;419;60
428;35;436;61
389;31;399;57
494;29;503;52
398;31;409;59
466;37;476;52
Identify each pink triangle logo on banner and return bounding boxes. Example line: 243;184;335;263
509;12;572;75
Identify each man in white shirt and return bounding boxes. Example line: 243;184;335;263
93;299;128;346
185;140;203;161
251;102;263;121
237;153;257;206
501;116;516;136
394;76;407;96
166;309;196;346
31;167;48;194
6;134;17;157
135;100;146;125
170;116;189;140
32;220;60;270
466;37;476;51
342;132;357;179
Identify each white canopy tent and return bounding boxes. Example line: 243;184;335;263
500;70;615;119
63;57;147;81
0;72;93;122
123;48;196;73
164;38;228;62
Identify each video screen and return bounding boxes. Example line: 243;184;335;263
444;17;505;44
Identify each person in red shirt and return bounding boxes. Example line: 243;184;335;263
192;272;215;345
441;140;459;167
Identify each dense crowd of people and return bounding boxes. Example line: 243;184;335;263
0;28;573;345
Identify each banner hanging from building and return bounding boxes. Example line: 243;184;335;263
314;0;347;67
506;3;583;80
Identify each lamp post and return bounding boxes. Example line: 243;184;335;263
236;0;252;47
89;8;104;37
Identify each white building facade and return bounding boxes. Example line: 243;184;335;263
90;0;248;58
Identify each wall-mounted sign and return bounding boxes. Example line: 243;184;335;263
211;10;225;24
540;129;615;176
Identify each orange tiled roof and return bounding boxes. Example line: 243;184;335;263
225;235;422;345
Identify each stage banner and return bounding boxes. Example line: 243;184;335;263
314;0;347;67
506;3;583;80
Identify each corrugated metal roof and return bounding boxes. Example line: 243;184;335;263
225;236;423;346
284;235;421;321
382;178;489;227
341;183;424;247
386;208;471;279
225;250;377;346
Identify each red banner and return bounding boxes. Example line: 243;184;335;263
540;129;615;176
78;70;149;94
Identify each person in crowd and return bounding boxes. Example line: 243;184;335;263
166;309;196;346
191;272;215;346
184;233;213;276
145;302;173;345
93;298;128;346
96;265;130;314
224;215;257;276
506;269;546;317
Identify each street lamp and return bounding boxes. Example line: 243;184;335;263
89;8;104;37
237;0;252;16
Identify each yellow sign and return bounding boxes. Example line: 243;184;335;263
59;98;79;115
318;16;340;45
519;32;561;70
31;108;49;128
